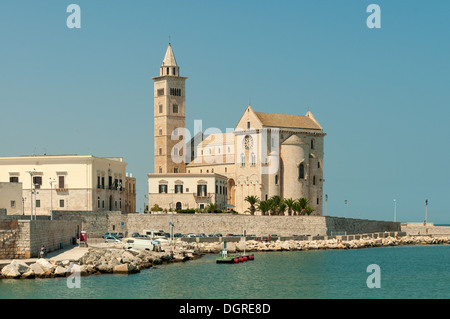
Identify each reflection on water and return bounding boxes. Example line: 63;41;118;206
1;245;450;299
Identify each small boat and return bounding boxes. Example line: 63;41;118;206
216;231;255;264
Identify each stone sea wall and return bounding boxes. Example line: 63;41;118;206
51;211;400;238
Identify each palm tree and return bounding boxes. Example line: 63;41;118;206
256;200;271;216
284;198;295;216
245;195;259;215
305;205;315;216
291;201;302;216
278;201;287;216
297;198;309;215
205;203;218;213
269;195;282;215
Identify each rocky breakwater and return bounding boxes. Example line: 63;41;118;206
0;243;204;279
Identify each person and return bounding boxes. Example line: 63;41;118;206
39;245;46;258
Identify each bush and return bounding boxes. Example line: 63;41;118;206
178;209;195;214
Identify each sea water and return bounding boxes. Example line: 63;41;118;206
1;245;449;299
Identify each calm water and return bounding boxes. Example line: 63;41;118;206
1;245;449;299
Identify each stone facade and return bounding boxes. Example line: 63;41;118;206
0;182;22;215
0;155;136;216
149;44;326;215
147;173;228;210
0;219;78;259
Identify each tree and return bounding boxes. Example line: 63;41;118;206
245;195;259;215
278;201;287;216
305;206;315;216
297;198;309;215
284;198;295;216
269;195;282;215
256;200;271;216
205;203;218;213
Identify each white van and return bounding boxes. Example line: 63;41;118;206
124;238;154;251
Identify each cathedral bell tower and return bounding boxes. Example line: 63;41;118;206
153;43;187;174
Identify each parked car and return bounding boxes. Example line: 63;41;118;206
174;233;183;238
117;233;124;238
105;236;121;243
132;233;141;238
102;232;116;239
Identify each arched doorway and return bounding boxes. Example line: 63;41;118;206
109;195;113;211
176;202;182;211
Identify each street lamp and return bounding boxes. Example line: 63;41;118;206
425;198;428;225
345;200;347;218
170;188;175;258
393;199;396;222
325;194;328;216
26;169;36;220
49;178;56;220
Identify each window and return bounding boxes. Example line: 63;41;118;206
9;176;19;183
247;121;250;129
159;128;163;136
108;176;112;189
101;177;105;189
159;104;163;113
102;200;105;208
225;167;227;173
174;167;178;173
98;197;100;208
159;148;162;156
318;161;321;169
311;139;315;149
251;153;256;166
313;176;316;185
299;163;305;179
173;104;178;113
317;198;319;205
159;167;162;173
241;153;245;166
216;185;218;193
157;89;164;96
197;185;207;197
175;184;183;194
10;201;15;208
36;200;40;208
33;176;42;189
59;200;64;208
275;175;278;185
97;176;101;189
58;175;65;189
172;67;176;76
170;88;181;96
159;184;168;193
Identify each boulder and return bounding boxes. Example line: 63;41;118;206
54;266;68;277
29;263;46;277
1;264;21;279
113;263;139;274
36;259;54;272
10;260;31;274
21;270;35;279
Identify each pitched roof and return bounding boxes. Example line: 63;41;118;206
254;111;322;130
162;43;177;66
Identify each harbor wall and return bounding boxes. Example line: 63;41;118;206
51;211;400;237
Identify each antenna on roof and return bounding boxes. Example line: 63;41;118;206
169;34;171;44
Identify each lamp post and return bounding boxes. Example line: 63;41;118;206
345;200;347;218
170;188;175;258
393;199;396;222
425;198;428;225
325;194;328;216
26;170;36;220
49;178;56;220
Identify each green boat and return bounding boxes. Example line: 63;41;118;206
216;236;254;264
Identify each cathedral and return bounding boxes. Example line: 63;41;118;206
147;44;326;215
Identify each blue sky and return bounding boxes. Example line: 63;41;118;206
0;1;449;223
